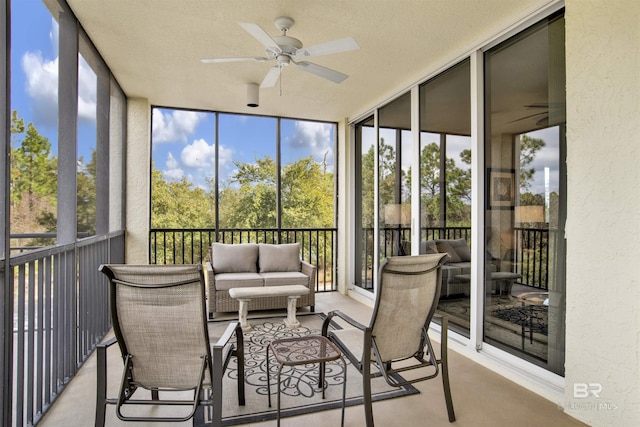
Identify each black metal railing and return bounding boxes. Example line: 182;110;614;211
5;231;124;426
361;226;550;290
150;228;337;292
512;227;553;290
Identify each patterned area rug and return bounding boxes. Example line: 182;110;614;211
492;305;548;335
196;313;418;426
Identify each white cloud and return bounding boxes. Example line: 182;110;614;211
22;51;97;126
162;152;184;181
181;138;215;168
218;144;234;168
152;109;206;143
22;51;58;126
287;121;334;168
77;56;97;123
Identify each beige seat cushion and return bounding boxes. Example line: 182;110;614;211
214;272;263;291
260;271;309;287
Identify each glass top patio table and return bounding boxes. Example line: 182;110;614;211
267;335;346;426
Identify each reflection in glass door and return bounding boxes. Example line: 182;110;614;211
484;12;566;375
378;92;412;261
419;60;472;338
355;116;375;291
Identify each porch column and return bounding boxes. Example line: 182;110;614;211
125;98;151;263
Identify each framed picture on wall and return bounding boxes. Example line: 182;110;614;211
488;169;515;209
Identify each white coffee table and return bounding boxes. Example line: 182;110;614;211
228;285;310;331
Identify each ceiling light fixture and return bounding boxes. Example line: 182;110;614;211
246;83;259;107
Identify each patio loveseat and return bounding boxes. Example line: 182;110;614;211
205;242;316;318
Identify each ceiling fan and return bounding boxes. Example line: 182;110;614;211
201;16;359;88
508;102;566;127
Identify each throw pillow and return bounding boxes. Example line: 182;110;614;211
435;238;471;263
211;243;258;273
259;243;301;272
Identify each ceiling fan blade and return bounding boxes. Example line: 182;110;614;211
293;61;349;83
260;66;281;88
293;37;359;59
201;56;269;63
507;111;548;123
238;22;281;53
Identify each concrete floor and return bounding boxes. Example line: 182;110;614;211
39;292;587;427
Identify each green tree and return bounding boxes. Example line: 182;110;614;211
10;110;58;247
281;157;334;228
77;152;96;234
415;142;471;227
218;155;334;229
519;134;546;190
151;166;214;228
11;115;57;209
219;156;277;228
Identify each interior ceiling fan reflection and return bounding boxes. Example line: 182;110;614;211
201;16;359;91
508;102;566;127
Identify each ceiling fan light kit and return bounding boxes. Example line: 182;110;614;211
202;16;359;91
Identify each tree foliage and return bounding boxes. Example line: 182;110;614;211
11;111;57;208
10;110;100;245
519;134;546;190
151;167;214;228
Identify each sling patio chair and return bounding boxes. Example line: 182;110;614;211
321;253;455;426
96;264;245;427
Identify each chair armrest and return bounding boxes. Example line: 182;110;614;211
97;336;118;349
205;261;215;282
300;260;317;290
322;310;367;336
211;321;240;349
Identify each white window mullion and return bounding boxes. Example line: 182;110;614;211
411;86;421;255
470;50;485;350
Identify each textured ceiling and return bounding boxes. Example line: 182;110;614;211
66;0;549;123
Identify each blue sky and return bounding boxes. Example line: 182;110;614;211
12;0;97;163
151;109;336;189
11;0;554;196
11;0;336;189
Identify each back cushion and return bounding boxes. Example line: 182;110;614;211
420;240;439;254
435;238;471;263
211;243;258;273
259;243;301;272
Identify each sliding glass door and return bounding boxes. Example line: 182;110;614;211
483;12;566;374
351;8;566;377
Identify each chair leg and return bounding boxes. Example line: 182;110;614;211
440;318;456;422
363;361;374;427
235;325;246;406
211;351;223;427
95;344;107;427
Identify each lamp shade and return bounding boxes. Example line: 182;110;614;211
515;205;544;223
384;204;411;225
246;83;259;107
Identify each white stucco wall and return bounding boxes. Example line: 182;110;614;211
125;98;151;264
564;1;640;425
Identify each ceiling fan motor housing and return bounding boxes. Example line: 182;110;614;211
267;35;303;61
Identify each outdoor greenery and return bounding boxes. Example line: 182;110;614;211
151;154;335;269
9;110;97;249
